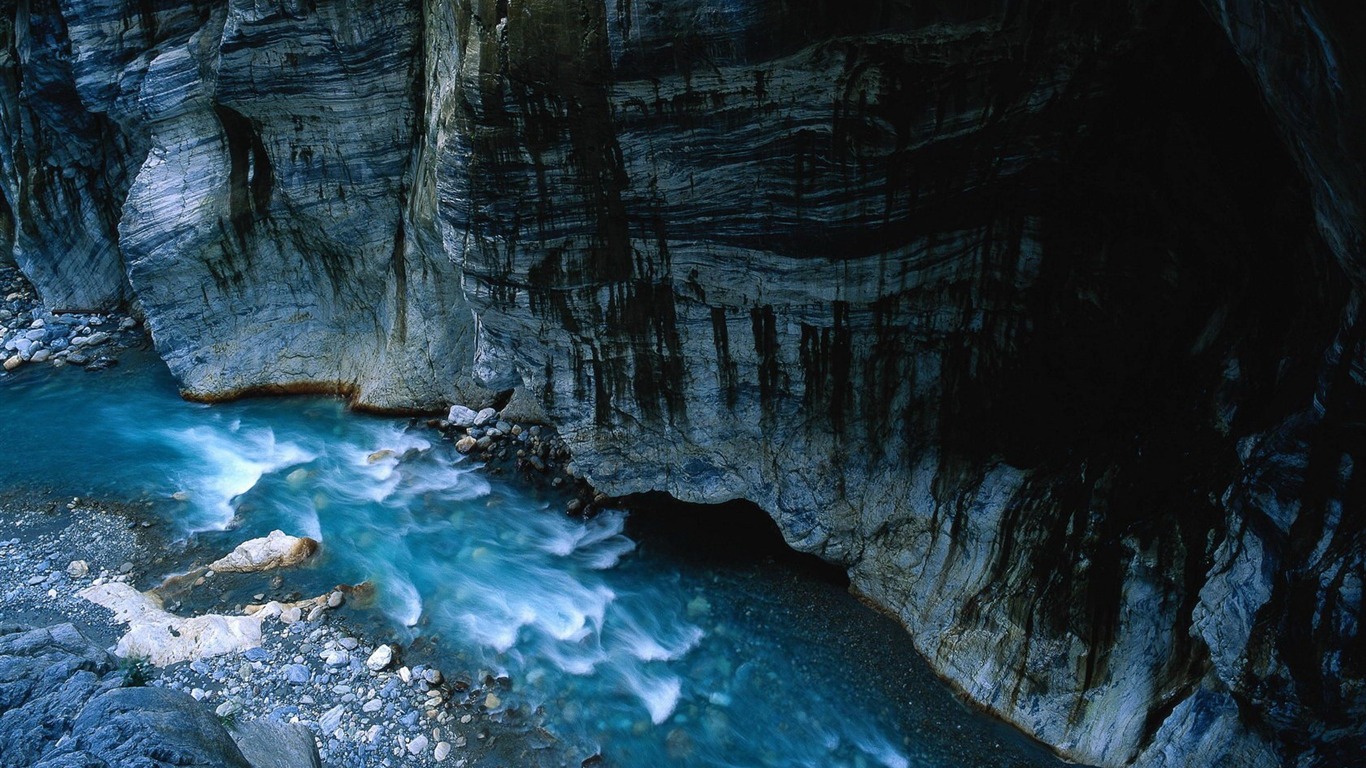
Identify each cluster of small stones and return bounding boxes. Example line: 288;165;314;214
436;405;607;515
0;267;140;373
0;498;506;767
158;617;500;766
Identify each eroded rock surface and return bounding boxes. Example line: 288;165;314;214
0;622;257;767
2;1;1363;767
1;0;481;409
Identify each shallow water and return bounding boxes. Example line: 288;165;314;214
0;351;1064;768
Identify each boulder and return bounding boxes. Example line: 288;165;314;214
446;404;479;427
209;530;319;574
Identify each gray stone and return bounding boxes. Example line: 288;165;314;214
446;404;478;427
472;408;497;427
318;705;345;735
366;644;394;671
0;623;292;768
229;719;323;768
284;664;311;684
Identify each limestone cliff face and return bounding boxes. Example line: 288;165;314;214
445;2;1363;766
0;0;478;409
2;1;1362;766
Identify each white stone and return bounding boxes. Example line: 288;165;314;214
209;530;319;573
79;582;271;666
472;407;497;427
446;404;478;427
407;735;429;756
366;644;394;671
434;741;452;761
66;560;89;578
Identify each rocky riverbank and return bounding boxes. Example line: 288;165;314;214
0;492;576;768
0;267;141;373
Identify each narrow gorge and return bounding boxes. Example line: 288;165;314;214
1;1;1363;767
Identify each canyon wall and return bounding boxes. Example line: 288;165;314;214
2;1;1362;766
1;0;479;409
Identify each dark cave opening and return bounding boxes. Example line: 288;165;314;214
617;491;850;588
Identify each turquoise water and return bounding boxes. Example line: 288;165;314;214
0;350;1063;768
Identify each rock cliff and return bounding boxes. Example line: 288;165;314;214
0;622;319;767
1;1;1362;766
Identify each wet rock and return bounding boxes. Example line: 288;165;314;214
472;407;497;427
455;436;477;453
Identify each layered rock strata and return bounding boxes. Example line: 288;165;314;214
445;2;1364;766
1;0;479;409
2;1;1363;767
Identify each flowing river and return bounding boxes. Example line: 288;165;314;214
0;349;1064;768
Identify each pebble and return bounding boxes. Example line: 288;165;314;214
65;560;89;578
328;590;345;608
318;705;345;734
472;407;497;427
423;668;442;685
363;699;383;713
322;648;350;667
407;735;429;756
434;741;452;761
281;606;303;624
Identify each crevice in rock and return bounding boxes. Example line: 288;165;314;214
214;104;273;240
